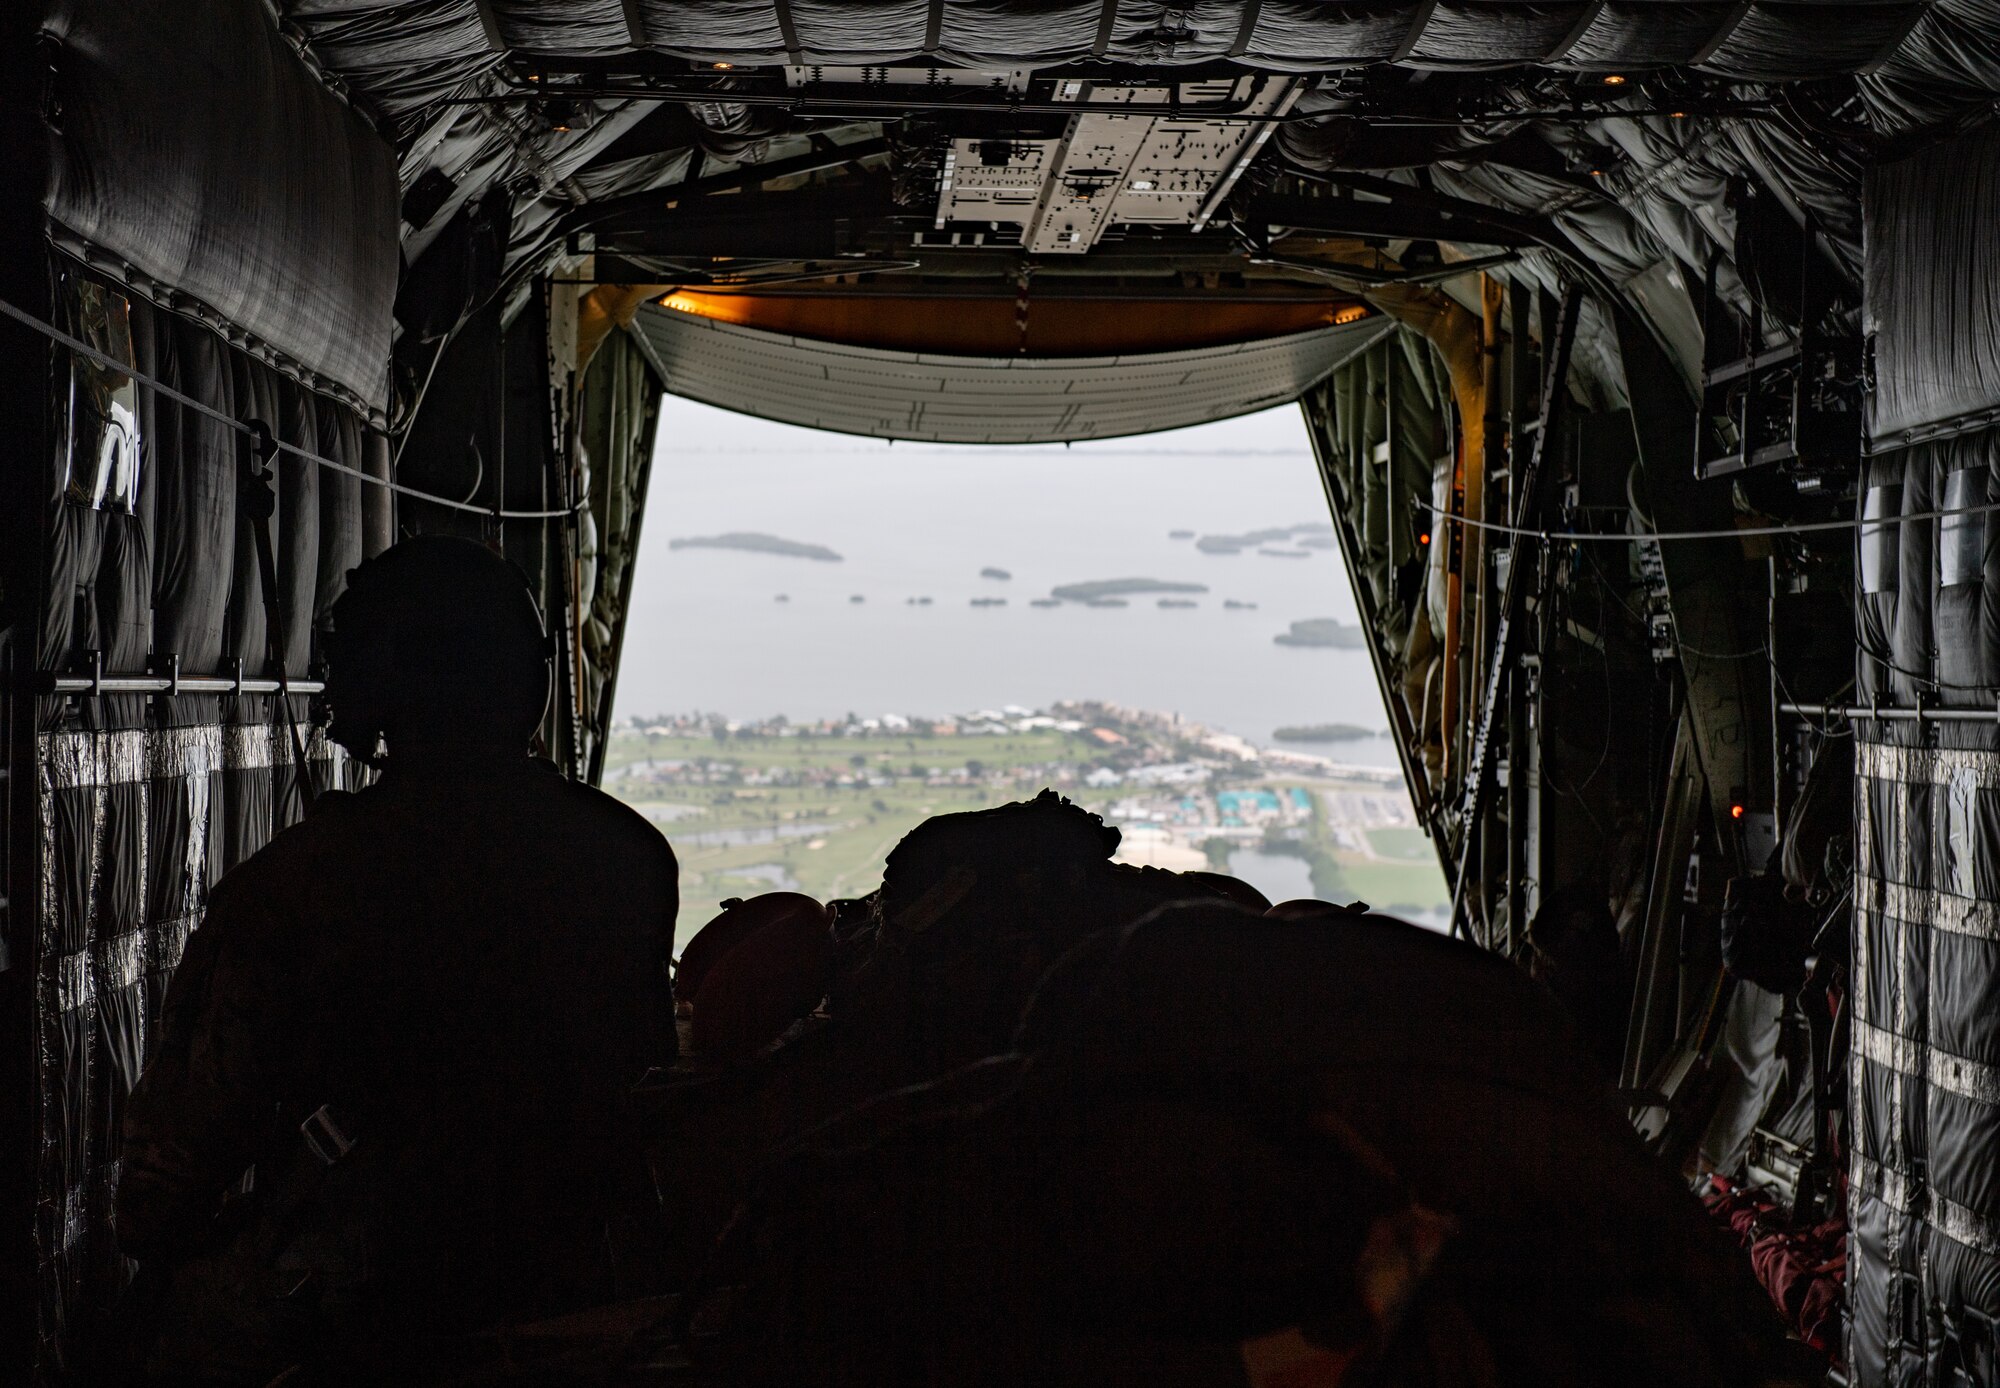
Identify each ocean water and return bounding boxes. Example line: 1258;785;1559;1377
613;397;1400;767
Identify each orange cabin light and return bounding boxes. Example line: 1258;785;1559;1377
1730;804;1746;820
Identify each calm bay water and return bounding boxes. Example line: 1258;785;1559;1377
613;398;1400;767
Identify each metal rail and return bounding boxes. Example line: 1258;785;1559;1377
38;672;325;697
1781;701;2000;724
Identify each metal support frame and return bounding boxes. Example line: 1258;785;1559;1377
1472;279;1503;940
1447;283;1583;944
582;346;665;788
1503;280;1535;954
1299;374;1439;837
1616;303;1770;880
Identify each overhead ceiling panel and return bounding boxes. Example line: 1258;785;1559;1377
301;1;1930;77
629;302;1392;443
50;0;399;413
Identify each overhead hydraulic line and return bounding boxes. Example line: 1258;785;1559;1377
0;295;581;520
543;139;889;275
1245;191;1539;249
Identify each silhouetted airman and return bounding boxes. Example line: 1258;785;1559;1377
117;536;678;1382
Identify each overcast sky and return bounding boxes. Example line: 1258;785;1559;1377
610;396;1389;750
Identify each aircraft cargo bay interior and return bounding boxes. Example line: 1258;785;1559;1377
4;4;1999;1385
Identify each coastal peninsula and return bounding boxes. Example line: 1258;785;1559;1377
1273;723;1378;743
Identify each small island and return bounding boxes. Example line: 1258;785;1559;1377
1273;723;1379;743
1222;599;1257;610
849;594;866;604
1259;548;1311;559
971;597;1007;607
1029;598;1062;608
980;567;1012;581
1168;529;1195;540
670;531;843;562
1083;598;1129;608
1158;598;1197;609
1275;618;1365;649
1197;522;1335;556
1051;577;1209;602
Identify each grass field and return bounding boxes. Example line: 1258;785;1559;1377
1338;862;1452;918
1364;826;1435;862
602;728;1451;950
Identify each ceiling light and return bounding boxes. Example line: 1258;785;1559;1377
1333;305;1369;325
1602;74;1627;86
712;62;735;71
